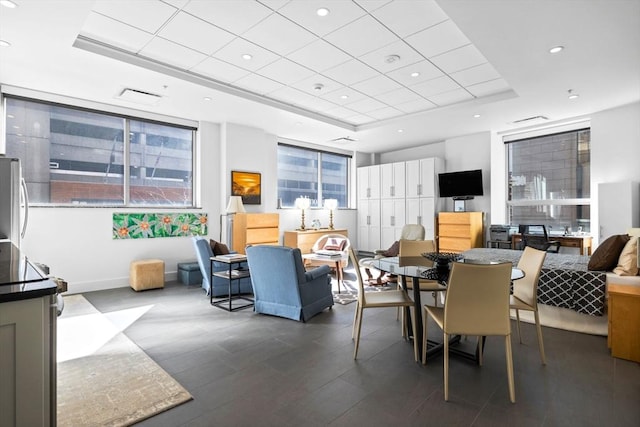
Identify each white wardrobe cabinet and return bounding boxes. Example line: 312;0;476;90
406;158;443;198
357;165;380;199
380;162;405;199
381;198;406;246
357;198;381;252
406;197;437;240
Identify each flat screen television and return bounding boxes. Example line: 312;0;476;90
438;169;484;199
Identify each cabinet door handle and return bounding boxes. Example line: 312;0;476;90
418;215;422;225
367;215;370;225
391;186;395;197
391;216;395;226
418;184;422;195
367;188;370;198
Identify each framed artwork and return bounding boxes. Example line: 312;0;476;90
231;170;261;205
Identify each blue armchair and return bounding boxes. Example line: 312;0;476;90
245;245;334;322
192;237;253;297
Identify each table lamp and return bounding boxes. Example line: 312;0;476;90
295;196;311;230
324;198;338;229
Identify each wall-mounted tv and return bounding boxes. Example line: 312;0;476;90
438;169;484;199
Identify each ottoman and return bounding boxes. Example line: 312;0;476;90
177;261;202;286
130;259;164;291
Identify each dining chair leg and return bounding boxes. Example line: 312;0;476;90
353;306;364;359
352;301;360;339
534;310;547;365
515;309;523;343
422;306;428;364
444;332;450;401
409;307;419;362
505;334;516;403
478;337;483;366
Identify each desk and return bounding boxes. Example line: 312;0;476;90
371;257;523;363
511;234;592;255
302;252;348;292
210;255;253;311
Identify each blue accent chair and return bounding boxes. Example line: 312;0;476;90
246;245;334;322
192;236;253;297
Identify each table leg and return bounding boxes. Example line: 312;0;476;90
335;261;342;293
403;276;423;360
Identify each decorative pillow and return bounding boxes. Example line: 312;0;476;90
381;240;400;257
209;239;230;255
613;237;639;276
588;234;630;271
323;237;347;251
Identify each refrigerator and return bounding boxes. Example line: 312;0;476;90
0;156;29;247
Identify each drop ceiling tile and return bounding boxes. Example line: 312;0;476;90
386;60;444;86
345;113;374;125
405;20;470;59
371;0;449;37
242;13;317;56
158;12;235;55
291;74;344;96
319;87;368;106
80;12;154;53
351;74;402;97
345;97;387;113
287;39;351;72
255;58;315;85
428;88;474;106
268;86;315;104
352;0;393;13
295;96;339;113
277;0;366;36
162;0;189;8
234;73;285;95
92;0;177;34
395;98;437;113
367;106;402;120
183;0;272;34
411;75;461;97
139;37;208;70
258;0;289;10
466;78;510;97
191;57;251;83
450;63;501;87
358;40;423;74
321;59;378;86
430;44;487;74
324;15;398;57
213;38;280;71
375;87;422;105
324;106;360;119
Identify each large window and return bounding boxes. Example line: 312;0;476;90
277;143;350;208
4;96;195;207
506;127;591;233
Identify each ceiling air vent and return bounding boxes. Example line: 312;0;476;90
330;136;357;143
117;88;162;105
512;115;549;124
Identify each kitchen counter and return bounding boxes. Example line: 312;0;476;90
0;241;57;303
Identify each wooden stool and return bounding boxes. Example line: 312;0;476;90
130;259;164;291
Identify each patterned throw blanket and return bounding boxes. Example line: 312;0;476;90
462;248;606;316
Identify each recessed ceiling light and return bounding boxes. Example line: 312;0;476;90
397;129;404;133
203;97;212;101
241;53;252;60
0;40;11;47
0;0;17;8
340;95;349;99
473;114;481;118
567;89;579;99
7;114;14;119
549;45;564;54
316;7;330;17
410;72;420;77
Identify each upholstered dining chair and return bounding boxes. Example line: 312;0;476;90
423;261;515;403
510;246;547;365
348;248;418;360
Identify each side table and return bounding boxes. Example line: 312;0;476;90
210;255;253;312
608;283;640;362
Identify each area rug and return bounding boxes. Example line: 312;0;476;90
331;269;395;305
57;295;192;427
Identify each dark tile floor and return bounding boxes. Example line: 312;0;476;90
77;273;639;427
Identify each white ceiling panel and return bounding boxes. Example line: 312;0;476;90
162;0;189;8
375;87;422;105
257;0;290;10
371;0;449;38
430;44;486;74
345;96;387;113
213;38;280;71
319;87;368;106
140;37;208;69
158;12;235;55
277;0;366;36
352;0;393;13
351;74;402;97
92;0;177;34
324;106;360;119
291;74;344;96
80;12;154;52
242;13;317;56
256;58;315;85
321;59;378;86
411;75;461;98
268;86;316;104
294;96;339;113
346;113;375;125
405;20;471;59
428;88;474;106
367;106;402;120
191;57;251;83
394;98;437;113
183;0;272;34
358;40;423;74
235;73;285;95
386;60;444;86
287;39;352;72
324;15;398;57
451;62;501;87
466;78;511;97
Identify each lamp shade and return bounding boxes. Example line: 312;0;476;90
295;196;311;210
226;196;246;214
324;199;338;210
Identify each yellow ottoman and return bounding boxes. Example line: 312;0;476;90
130;259;165;291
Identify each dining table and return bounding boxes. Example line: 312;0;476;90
371;255;524;364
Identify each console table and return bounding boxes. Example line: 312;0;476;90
511;234;592;255
283;228;348;254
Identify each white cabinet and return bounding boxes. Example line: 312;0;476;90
357;198;381;252
380;162;405;199
357;165;380;199
406;158;444;198
598;181;639;240
381;199;406;245
406;197;437;240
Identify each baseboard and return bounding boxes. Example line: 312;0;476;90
65;271;179;295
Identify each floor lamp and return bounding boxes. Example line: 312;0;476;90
223;196;245;251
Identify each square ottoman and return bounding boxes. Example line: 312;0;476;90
130;259;164;291
177;261;202;286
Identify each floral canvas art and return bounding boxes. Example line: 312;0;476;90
113;213;208;239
